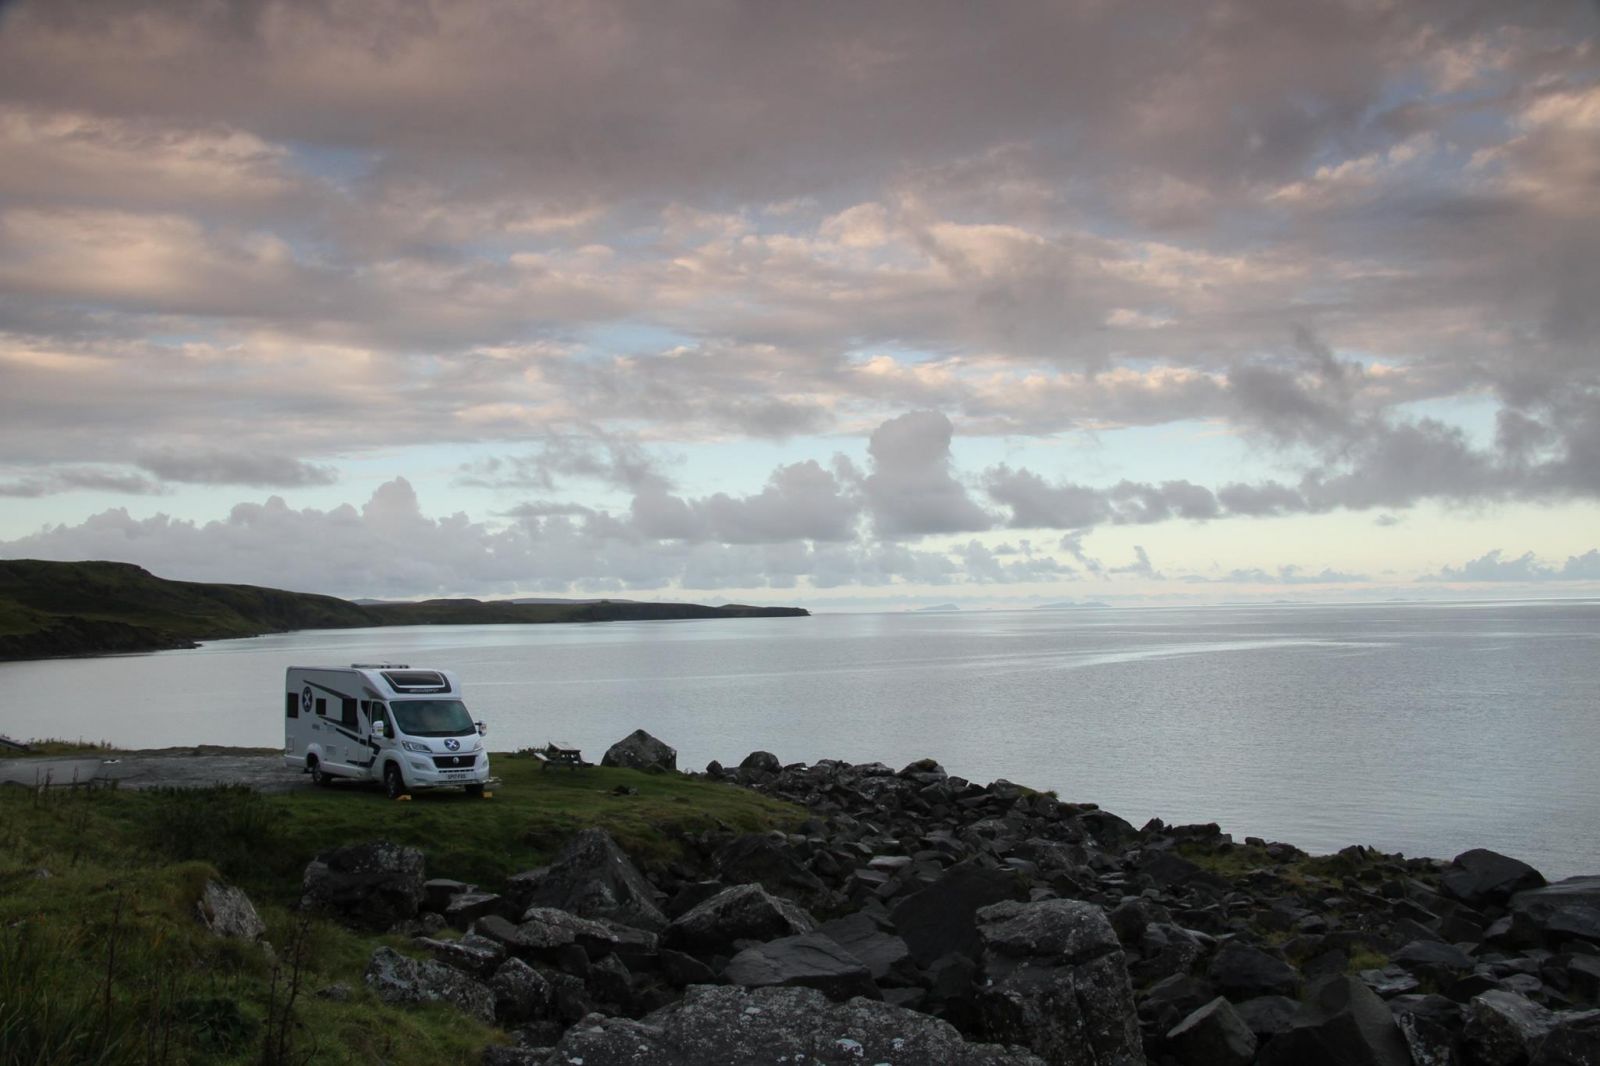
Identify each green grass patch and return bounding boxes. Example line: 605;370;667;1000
0;757;801;1064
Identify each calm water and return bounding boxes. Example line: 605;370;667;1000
3;601;1597;878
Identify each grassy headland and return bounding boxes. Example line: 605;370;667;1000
0;559;808;661
0;754;802;1065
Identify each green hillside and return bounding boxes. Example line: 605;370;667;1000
0;560;807;661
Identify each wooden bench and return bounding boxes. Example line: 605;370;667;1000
540;741;585;771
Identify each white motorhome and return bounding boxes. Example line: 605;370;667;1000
283;664;489;798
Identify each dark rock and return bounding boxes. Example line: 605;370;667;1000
587;952;633;1007
416;933;505;977
1441;850;1547;909
973;898;1144;1066
1535;1009;1600;1065
713;833;829;903
514;828;667;932
1207;943;1303;1000
659;947;717;987
724;931;879;1001
544;983;1046;1064
488;957;554;1025
816;911;912;982
664;882;816;956
1132;922;1205;985
665;879;727;919
890;860;1029;967
423;878;473;913
1166;996;1257;1066
739;750;782;773
1360;965;1423;998
1390;993;1461;1066
481;1048;545;1066
1258;974;1412;1066
1463;990;1547;1064
363;946;494;1023
1395;939;1477;983
196;880;265;941
1235;995;1300;1042
302;841;426;931
1512;877;1600;946
445;892;504;930
601;729;678;773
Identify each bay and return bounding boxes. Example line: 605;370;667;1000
2;599;1596;878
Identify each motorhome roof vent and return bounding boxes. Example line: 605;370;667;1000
352;662;410;669
380;670;450;693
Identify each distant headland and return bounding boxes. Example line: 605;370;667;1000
0;559;808;662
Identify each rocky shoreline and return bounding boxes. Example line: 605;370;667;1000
282;739;1599;1065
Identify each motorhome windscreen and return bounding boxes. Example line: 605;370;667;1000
390;700;475;737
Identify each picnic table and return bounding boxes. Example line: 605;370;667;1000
541;741;586;770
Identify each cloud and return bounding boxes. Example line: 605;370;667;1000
0;467;164;497
1420;548;1600;583
862;411;992;538
1110;545;1163;580
136;449;338;487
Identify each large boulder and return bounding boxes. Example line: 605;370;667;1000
889;860;1029;967
510;828;667;932
488;957;555;1026
739;751;782;774
1207;943;1303;1000
1462;990;1557;1066
601;729;677;773
1441;849;1547;909
816;911;912;983
664;882;816;956
301;841;426;931
973;898;1145;1066
724;931;879;1001
538;983;1047;1065
363;946;494;1023
1257;975;1412;1066
713;833;829;904
1511;876;1600;945
195;880;265;941
1166;996;1257;1066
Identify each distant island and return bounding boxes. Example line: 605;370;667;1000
0;559;808;661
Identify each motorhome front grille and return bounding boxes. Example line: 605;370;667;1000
380;670;449;692
432;755;477;769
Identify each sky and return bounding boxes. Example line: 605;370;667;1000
0;0;1598;608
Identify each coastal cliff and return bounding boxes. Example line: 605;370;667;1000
0;559;807;661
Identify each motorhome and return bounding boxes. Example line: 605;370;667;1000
283;664;489;798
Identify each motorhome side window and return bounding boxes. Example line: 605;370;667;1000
315;697;327;716
285;693;298;719
340;698;358;729
370;702;389;733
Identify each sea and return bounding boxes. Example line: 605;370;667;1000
2;600;1596;878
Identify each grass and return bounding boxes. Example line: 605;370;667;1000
0;756;802;1064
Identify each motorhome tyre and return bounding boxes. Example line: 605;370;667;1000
309;756;332;787
465;783;484;797
384;762;406;800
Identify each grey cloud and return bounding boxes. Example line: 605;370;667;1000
0;466;164;497
1110;545;1162;580
1217;566;1369;585
458;436;670;494
862;411;992;538
136;449;338;487
1420;548;1600;583
955;539;1074;584
629;459;861;545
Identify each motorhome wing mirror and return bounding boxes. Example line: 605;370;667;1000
476;721;488;736
372;720;386;736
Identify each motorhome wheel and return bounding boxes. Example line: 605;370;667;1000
384;762;406;800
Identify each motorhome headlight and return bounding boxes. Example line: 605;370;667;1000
401;740;431;754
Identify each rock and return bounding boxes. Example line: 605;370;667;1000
586;951;633;1007
423;878;474;913
724;931;879;1001
1441;850;1547;909
488;957;554;1025
713;832;829;903
510;906;658;964
195;880;265;941
1207;943;1303;1000
445;892;504;930
1166;996;1257;1066
1512;877;1600;946
973;898;1145;1066
664;882;816;956
1235;995;1300;1042
513;828;666;932
817;911;912;982
481;1048;545;1066
1462;989;1556;1066
1536;1009;1600;1065
1393;939;1475;984
739;750;781;773
416;933;505;977
889;860;1029;967
539;983;1047;1064
601;729;678;773
1258;975;1412;1066
302;841;426;931
1390;994;1461;1066
363;946;494;1023
659;947;717;987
